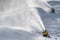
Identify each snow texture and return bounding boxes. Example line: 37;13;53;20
0;0;60;40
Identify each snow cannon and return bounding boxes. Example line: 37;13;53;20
51;8;55;13
42;30;50;38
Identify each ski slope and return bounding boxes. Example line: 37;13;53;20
0;27;60;40
0;0;60;40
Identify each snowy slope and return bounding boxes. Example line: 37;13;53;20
44;1;60;37
0;0;60;40
0;27;60;40
0;27;59;40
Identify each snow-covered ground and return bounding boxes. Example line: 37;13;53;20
0;0;60;40
44;1;60;37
